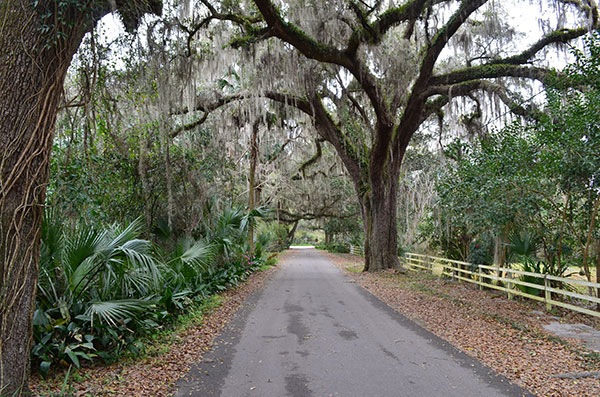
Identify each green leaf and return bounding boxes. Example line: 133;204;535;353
40;361;52;377
65;347;80;368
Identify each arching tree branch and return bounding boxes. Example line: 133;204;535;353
429;65;553;86
424;80;543;121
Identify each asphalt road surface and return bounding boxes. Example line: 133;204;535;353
175;248;531;397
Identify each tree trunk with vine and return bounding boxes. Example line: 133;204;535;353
248;119;260;255
0;6;89;394
0;2;161;394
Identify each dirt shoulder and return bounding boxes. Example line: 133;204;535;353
322;251;600;397
30;256;283;396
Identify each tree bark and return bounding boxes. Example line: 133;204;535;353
0;2;161;394
581;194;600;283
287;220;299;246
361;166;402;272
138;129;153;233
595;239;600;308
248;120;259;255
161;122;174;231
0;4;91;394
493;234;506;282
324;229;332;245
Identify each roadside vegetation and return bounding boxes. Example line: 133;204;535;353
33;205;279;378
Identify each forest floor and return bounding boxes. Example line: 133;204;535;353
323;251;600;397
29;254;284;396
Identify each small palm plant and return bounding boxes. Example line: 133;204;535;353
160;237;215;311
34;214;162;375
507;231;543;296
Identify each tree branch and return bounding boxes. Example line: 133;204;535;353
171;113;209;138
252;0;352;67
429;64;553;86
489;27;591;66
298;138;324;177
424;80;543;121
277;207;358;223
345;0;430;55
393;0;488;171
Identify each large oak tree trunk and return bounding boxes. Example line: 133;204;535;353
0;4;92;394
361;166;402;272
0;3;161;393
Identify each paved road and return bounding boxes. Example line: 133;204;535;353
175;248;531;397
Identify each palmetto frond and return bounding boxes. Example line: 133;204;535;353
86;299;153;328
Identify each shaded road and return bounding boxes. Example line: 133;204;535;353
175;248;531;397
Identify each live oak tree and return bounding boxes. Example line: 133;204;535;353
0;1;161;394
189;0;598;271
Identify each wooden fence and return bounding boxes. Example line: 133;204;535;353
404;252;600;318
349;245;364;256
347;246;600;318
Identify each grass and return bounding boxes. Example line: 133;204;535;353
345;263;363;273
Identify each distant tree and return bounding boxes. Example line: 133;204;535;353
0;1;161;394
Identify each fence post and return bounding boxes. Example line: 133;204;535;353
479;266;483;290
507;270;513;300
350;245;354;255
456;261;461;283
544;275;552;312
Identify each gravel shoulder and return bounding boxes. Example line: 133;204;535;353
322;251;600;397
30;256;283;396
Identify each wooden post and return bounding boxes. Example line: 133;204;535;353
350;245;354;255
456;262;461;283
507;270;513;300
479;266;483;290
544;275;552;312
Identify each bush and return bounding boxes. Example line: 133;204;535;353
33;206;276;377
317;243;350;253
466;239;493;267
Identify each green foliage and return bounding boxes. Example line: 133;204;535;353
319;243;350;254
438;123;540;238
507;230;539;263
466;238;493;266
432;33;600;272
33;204;274;377
48;147;142;225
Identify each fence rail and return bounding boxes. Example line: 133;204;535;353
346;246;600;318
404;252;600;318
349;245;364;257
